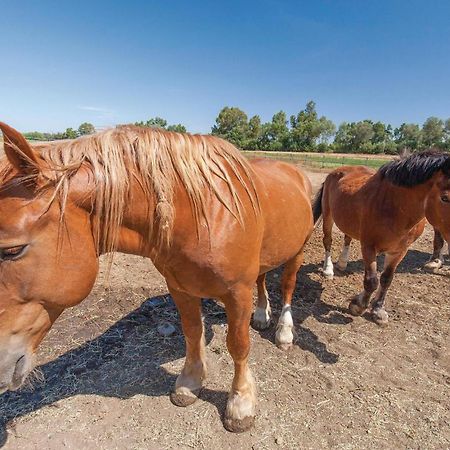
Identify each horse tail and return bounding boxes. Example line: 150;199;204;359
312;183;324;225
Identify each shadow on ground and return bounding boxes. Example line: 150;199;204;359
0;296;225;447
0;279;336;447
255;262;349;365
336;249;431;275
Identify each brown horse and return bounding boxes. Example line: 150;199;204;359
423;190;450;271
313;150;450;326
0;122;313;432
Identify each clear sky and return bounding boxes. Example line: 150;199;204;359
1;0;449;133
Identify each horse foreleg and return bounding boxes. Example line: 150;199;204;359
275;251;304;350
336;234;352;272
424;228;445;271
349;245;378;316
252;273;271;330
169;288;207;407
222;286;256;433
371;250;407;326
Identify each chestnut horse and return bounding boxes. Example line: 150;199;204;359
313;150;450;326
0;122;313;432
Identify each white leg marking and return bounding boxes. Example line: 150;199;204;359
275;305;294;349
323;251;334;278
253;304;271;329
424;248;444;271
336;245;350;271
253;282;271;329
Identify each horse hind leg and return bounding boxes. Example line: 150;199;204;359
322;212;335;279
275;251;304;350
336;234;352;272
371;250;407;326
424;228;445;272
252;273;272;330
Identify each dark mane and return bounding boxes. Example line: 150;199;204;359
379;149;450;187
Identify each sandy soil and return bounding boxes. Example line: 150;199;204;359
0;170;449;450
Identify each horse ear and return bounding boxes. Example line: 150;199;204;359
0;122;41;173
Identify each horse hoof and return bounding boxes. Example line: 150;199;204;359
277;342;292;351
252;319;271;330
423;259;443;272
170;388;200;407
275;323;294;350
252;308;271;330
349;299;366;316
372;308;389;327
252;320;271;330
335;263;347;273
223;415;255;433
224;378;256;433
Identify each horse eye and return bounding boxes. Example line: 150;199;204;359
0;245;28;260
441;195;450;203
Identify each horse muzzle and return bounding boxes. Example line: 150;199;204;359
0;352;32;394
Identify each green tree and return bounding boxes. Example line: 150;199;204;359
334;121;375;153
63;128;78;139
167;124;187;133
245;115;262;149
334;122;352;152
422;117;444;147
248;115;262;139
444;118;450;149
257;111;290;151
211;107;249;148
78;122;95;136
370;122;395;153
289;101;335;151
317;116;336;144
353;121;374;148
394;123;422;151
136;117;168;129
23;131;45;141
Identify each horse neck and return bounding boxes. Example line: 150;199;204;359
71;164;159;257
114;178;160;257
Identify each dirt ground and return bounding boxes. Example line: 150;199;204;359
1;169;449;450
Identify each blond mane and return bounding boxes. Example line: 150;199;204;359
2;126;260;254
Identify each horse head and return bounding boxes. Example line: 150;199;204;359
0;122;99;393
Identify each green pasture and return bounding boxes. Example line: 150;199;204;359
242;150;391;170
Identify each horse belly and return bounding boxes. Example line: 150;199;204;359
259;192;313;272
329;193;363;241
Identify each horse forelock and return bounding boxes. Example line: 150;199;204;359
379;149;450;187
2;126;259;254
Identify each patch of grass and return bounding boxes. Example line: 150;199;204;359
242;150;390;169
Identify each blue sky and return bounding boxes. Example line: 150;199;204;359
1;0;449;133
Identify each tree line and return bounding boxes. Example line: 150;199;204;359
211;101;450;154
23;118;186;142
21;102;450;154
24;122;96;141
